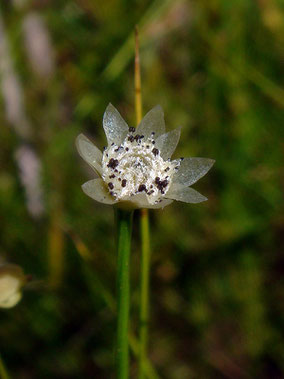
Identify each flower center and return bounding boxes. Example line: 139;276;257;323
101;130;180;204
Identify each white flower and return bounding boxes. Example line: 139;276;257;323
0;264;26;308
76;104;214;209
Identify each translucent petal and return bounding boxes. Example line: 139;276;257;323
147;198;173;209
173;158;215;186
129;193;148;207
166;184;207;203
82;179;117;204
136;105;165;138
134;194;172;209
76;134;103;175
118;193;148;209
103;103;129;145
119;193;173;209
155;127;181;159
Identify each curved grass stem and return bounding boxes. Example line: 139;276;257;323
0;355;9;379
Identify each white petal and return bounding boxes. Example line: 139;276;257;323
118;193;149;209
129;193;148;207
147;198;173;209
136;105;165;138
103;103;129;145
173;158;215;186
76;134;103;175
166;184;207;203
133;194;173;209
155;127;181;159
119;194;173;209
82;179;117;204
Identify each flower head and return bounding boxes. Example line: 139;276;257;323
76;104;214;209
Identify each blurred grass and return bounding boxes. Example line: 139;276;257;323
0;0;283;378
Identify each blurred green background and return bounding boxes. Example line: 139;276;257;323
0;0;283;378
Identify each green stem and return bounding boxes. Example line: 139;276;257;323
68;229;161;378
139;208;151;379
116;208;133;379
0;355;9;379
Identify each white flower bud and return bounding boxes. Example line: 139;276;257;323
0;264;26;308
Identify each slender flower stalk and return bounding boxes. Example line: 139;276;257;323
139;208;151;379
69;230;161;378
135;27;151;379
134;27;142;126
116;209;133;379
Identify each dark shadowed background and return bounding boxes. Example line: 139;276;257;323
0;0;283;378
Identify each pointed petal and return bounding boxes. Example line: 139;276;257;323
82;179;117;204
155;127;181;159
173;158;215;186
103;103;129;145
136;105;165;138
76;134;103;175
166;184;207;203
